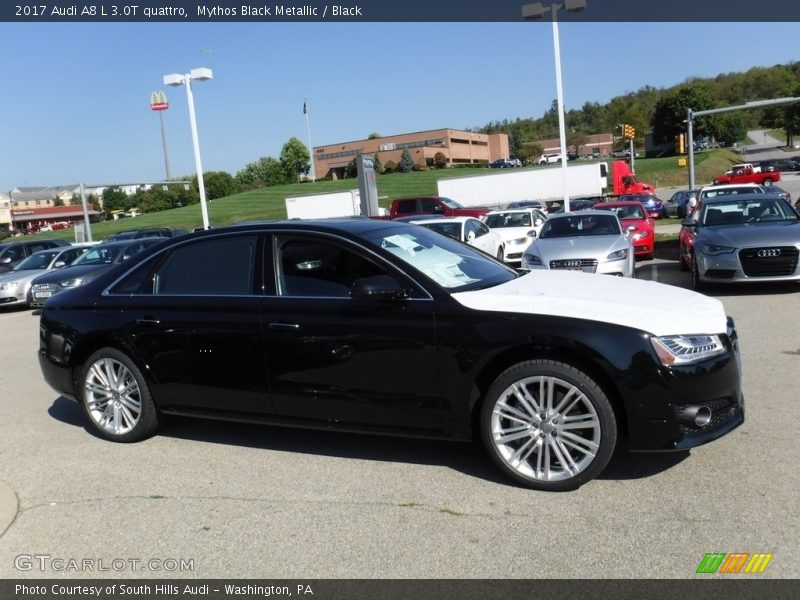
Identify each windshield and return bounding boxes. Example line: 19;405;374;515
362;225;517;292
73;245;125;266
701;198;799;226
701;187;762;199
540;214;622;238
439;197;463;209
485;212;532;228
13;250;60;271
596;204;645;220
420;222;463;241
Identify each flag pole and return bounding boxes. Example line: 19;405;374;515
304;97;315;182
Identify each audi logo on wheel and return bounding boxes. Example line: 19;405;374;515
757;249;781;258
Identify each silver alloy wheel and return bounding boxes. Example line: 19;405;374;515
489;375;601;482
84;357;142;436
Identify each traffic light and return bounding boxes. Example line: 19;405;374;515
623;124;636;140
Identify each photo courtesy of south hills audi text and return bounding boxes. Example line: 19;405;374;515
14;583;316;597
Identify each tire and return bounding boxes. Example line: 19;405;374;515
79;347;159;442
679;252;689;272
480;360;617;491
496;246;505;262
763;178;773;186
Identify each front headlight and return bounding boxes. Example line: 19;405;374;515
651;334;726;366
523;253;542;266
0;281;19;291
702;244;736;256
59;278;83;288
606;248;629;262
632;230;650;241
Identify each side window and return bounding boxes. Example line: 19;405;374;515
277;238;387;298
28;243;49;255
465;220;481;239
421;198;442;213
4;246;25;261
153;235;257;295
476;222;490;238
396;200;416;215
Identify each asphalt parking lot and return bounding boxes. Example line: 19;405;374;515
0;255;798;580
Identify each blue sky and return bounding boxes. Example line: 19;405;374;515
1;22;799;192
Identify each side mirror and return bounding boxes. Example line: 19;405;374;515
534;218;544;226
467;231;476;242
0;257;11;264
53;261;66;268
626;225;637;232
350;275;409;303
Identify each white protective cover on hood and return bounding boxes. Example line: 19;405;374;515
451;270;728;337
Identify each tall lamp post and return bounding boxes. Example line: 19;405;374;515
163;68;213;230
523;0;586;213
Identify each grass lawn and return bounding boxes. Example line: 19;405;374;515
11;150;738;243
767;129;788;144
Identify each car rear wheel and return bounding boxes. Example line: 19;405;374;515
79;347;159;442
480;360;617;491
763;178;773;186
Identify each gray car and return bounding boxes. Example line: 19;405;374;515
0;245;89;308
684;193;800;289
521;210;635;277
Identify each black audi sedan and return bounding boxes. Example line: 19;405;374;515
37;219;744;491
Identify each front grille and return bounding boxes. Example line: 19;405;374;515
739;246;799;277
705;269;736;279
33;284;55;292
679;397;737;437
550;258;597;273
507;252;523;260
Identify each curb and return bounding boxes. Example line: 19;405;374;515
0;481;19;538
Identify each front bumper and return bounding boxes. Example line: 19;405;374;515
628;318;744;451
697;245;800;284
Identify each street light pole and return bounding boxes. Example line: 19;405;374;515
164;68;213;230
523;0;586;213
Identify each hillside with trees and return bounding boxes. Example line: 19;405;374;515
478;62;800;158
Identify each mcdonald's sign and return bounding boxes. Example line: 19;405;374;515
696;552;773;574
150;90;169;111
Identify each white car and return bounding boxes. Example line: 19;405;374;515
484;208;548;265
537;153;564;165
410;217;505;261
522;210;635;277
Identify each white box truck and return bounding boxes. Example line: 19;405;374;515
436;162;608;208
285;190;361;219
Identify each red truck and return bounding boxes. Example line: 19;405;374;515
611;160;656;196
386;196;490;220
713;166;780;186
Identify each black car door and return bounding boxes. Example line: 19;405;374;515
103;232;272;415
261;232;442;434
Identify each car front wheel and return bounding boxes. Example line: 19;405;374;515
480;360;617;491
79;347;159;442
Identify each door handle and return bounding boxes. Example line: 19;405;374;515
268;322;300;331
136;318;160;326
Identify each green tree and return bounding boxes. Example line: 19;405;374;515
384;160;397;174
372;153;383;174
54;196;65;207
345;157;358;178
711;112;749;146
367;132;381;139
651;85;716;144
200;171;238;200
139;187;173;213
399;148;414;173
235;156;288;189
433;151;447;169
279;137;310;182
101;187;128;213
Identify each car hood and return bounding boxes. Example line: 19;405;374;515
31;264;107;285
0;268;48;286
451;270;727;337
493;227;537;242
700;222;800;246
531;235;626;259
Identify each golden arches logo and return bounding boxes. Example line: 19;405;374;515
150;90;169;111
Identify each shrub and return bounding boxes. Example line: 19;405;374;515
384;160;397;174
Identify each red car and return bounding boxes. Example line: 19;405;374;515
595;201;655;259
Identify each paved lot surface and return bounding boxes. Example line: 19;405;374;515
0;257;798;580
